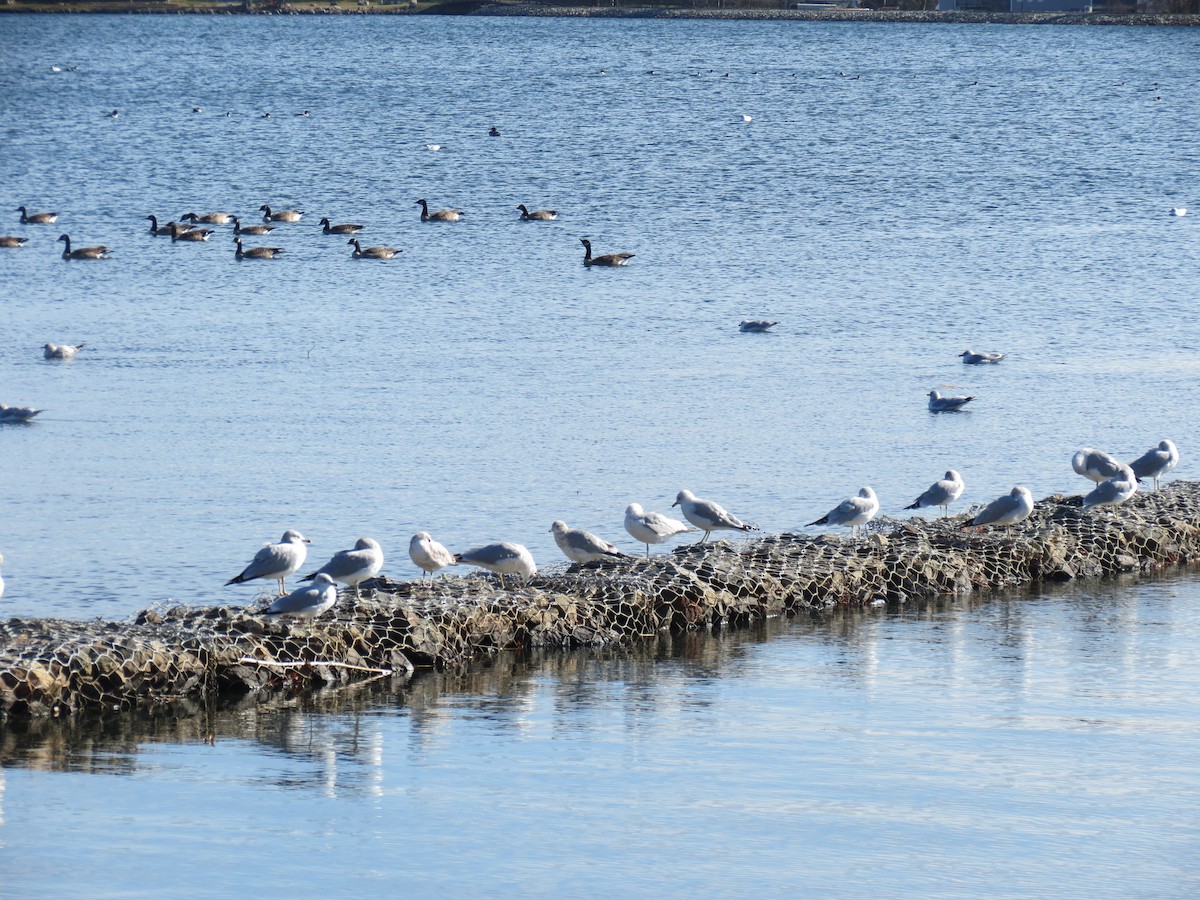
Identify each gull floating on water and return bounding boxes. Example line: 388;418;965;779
1082;465;1138;511
672;490;757;543
624;503;694;557
928;390;974;412
550;520;630;565
739;320;778;333
905;470;965;518
1072;448;1124;483
0;404;42;424
43;342;85;360
409;532;456;579
265;573;338;619
959;349;1005;365
740;114;753;122
809;486;879;537
455;542;536;589
1128;439;1179;491
301;537;383;599
1170;207;1187;217
970;486;1034;528
226;529;311;596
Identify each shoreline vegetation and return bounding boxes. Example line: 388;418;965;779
1;0;1198;25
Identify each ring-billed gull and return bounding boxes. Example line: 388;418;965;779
959;350;1005;365
624;503;694;557
928;390;974;412
265;573;338;619
226;529;311;596
1128;439;1178;490
550;521;630;565
739;320;778;333
409;532;456;579
455;542;536;589
301;537;383;599
808;486;879;536
43;342;85;360
905;470;965;518
672;490;757;543
970;486;1034;528
0;404;43;423
1082;465;1137;511
1072;448;1124;483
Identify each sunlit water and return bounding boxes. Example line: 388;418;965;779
1;14;1199;895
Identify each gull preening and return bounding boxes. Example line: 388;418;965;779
905;470;965;518
970;486;1034;528
409;532;455;579
959;350;1005;365
1128;439;1179;490
265;573;338;620
809;486;879;536
1082;464;1138;511
43;342;85;360
550;520;630;565
1072;448;1124;483
672;490;757;542
739;320;778;333
301;537;384;599
455;542;536;588
624;503;694;557
0;404;43;423
226;529;311;596
928;390;974;412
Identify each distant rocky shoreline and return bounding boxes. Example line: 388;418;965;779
1;1;1196;25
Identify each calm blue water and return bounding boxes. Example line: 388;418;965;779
1;14;1199;895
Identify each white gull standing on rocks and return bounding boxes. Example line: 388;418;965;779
550;521;631;565
409;532;456;579
970;487;1034;528
1072;448;1124;483
672;490;757;543
809;487;879;536
226;529;311;596
455;542;536;588
265;573;338;619
1128;439;1179;491
624;503;695;557
905;470;965;518
1082;465;1138;511
301;537;383;599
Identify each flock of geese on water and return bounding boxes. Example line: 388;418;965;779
125;437;1177;619
2;201;641;266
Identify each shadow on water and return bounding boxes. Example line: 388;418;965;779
2;565;1188;778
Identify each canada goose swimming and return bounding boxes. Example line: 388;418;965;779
580;238;634;267
234;237;284;260
259;205;303;223
1170;207;1187;217
0;236;29;248
180;212;233;225
146;215;187;236
348;238;400;260
416;199;463;222
230;216;274;236
57;234;110;259
17;206;58;225
0;403;43;424
106;109;119;118
320;217;364;235
517;204;558;221
488;126;501;137
43;342;86;360
739;320;778;332
169;222;213;242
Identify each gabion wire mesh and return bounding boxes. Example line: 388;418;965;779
3;483;1199;718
